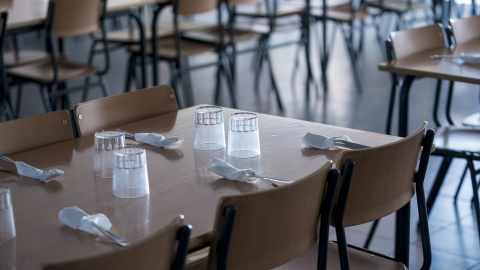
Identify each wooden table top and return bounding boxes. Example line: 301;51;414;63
0;106;399;269
379;38;480;84
0;0;165;31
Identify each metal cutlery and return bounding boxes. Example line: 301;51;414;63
0;156;16;164
92;223;129;247
245;172;293;188
117;128;135;139
333;140;369;150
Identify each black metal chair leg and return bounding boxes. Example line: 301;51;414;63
467;156;480;240
426;157;453;215
15;84;23;118
100;75;110;97
363;219;380;249
40;84;53;112
124;54;136;93
454;165;468;202
262;38;284;111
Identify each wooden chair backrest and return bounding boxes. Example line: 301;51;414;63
176;0;219;15
209;162;335;270
42;215;190;270
450;15;480;45
229;0;262;6
335;122;427;227
0;110;74;156
390;24;447;59
73;85;179;137
47;0;105;38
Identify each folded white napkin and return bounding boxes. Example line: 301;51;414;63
59;206;112;236
208;158;255;182
15;161;64;183
302;133;354;149
134;133;183;149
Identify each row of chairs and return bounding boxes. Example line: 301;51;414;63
0;84;435;269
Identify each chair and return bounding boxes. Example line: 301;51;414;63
180;0;286;111
6;0;111;113
187;161;339;270
449;15;480;127
273;122;434;269
364;0;438;32
234;0;316;100
73;85;179;137
42;215;191;270
0;10;13;121
309;0;382;94
126;0;236;109
0;110;74;156
417;17;480;241
385;23;448;135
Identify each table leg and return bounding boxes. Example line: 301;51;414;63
395;75;415;266
398;75;415;137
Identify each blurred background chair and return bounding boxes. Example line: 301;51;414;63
181;0;286;111
73;85;178;137
42;215;191;270
0;110;74;156
126;0;236;109
186;161;339;270
6;0;111;113
309;0;382;94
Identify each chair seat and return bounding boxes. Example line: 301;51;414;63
433;126;480;152
128;37;216;59
182;27;264;45
7;58;96;83
365;0;430;13
311;3;373;22
271;241;406;270
107;21;215;43
4;50;51;67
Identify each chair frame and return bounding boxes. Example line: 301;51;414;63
0;11;14;121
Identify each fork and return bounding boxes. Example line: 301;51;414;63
93;223;130;247
0;156;16;164
333;140;369;150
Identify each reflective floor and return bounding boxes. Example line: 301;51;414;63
5;12;480;269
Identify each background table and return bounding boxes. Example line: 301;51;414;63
379;37;480;137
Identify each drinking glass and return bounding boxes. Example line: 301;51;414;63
112;147;149;198
194;106;225;150
94;130;126;178
0;186;15;243
228;112;260;158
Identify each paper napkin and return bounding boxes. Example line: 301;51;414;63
15;161;64;183
59;206;112;236
208;158;255;182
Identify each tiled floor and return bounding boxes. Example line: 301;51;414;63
3;9;480;269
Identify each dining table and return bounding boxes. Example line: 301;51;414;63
0;105;404;269
378;37;480;137
0;0;168;89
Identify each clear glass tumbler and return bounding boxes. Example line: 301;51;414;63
194;106;226;150
112;147;149;198
94;130;126;178
0;186;16;243
228;112;260;158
